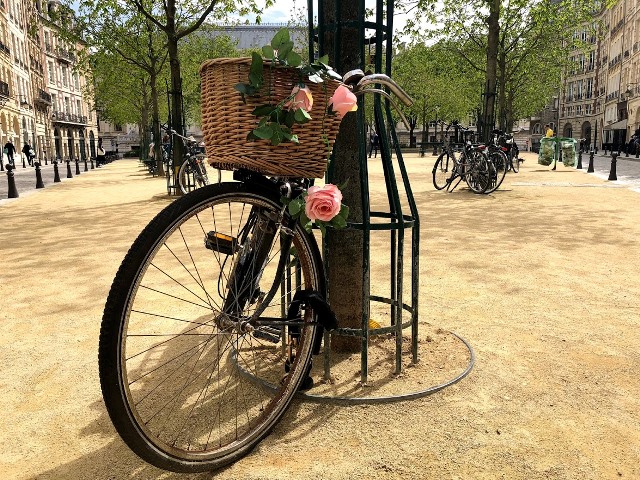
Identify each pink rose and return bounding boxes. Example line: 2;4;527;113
284;85;313;112
305;184;343;222
329;84;357;118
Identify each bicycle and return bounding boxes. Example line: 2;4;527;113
98;71;412;473
491;129;521;173
432;121;492;194
169;129;221;194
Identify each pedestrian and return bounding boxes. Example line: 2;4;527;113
96;138;106;166
4;139;15;166
524;139;529;152
368;131;379;158
22;142;34;166
545;124;554;138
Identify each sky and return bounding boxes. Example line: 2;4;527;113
246;0;411;36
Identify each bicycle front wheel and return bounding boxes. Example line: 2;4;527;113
178;157;210;195
99;182;323;473
485;149;508;194
433;153;453;190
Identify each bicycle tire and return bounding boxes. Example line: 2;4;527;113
510;151;520;173
178;158;211;195
99;182;323;473
463;150;490;194
432;153;452;190
485;150;507;194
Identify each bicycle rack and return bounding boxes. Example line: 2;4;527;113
311;0;422;387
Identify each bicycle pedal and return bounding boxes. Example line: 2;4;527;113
204;231;238;255
253;325;282;343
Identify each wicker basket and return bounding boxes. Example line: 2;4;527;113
199;57;343;178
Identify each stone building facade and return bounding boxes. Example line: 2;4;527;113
558;0;640;152
0;0;97;164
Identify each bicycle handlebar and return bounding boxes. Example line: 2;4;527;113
346;70;414;129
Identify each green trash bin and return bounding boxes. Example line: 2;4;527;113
538;137;556;166
559;137;577;167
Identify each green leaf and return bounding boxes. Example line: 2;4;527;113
253;124;274;140
287;50;302;67
318;54;329;65
300;211;312;233
331;215;347;229
339;204;349;219
317;222;327;236
270;128;283;146
294;108;311;124
252;104;276;116
249;52;264;88
284;109;296;128
271;28;290;50
278;41;294;61
262;45;275;59
288;198;303;216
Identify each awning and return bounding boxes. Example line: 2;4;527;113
604;119;628;130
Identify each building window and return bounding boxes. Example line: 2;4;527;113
73;73;79;90
76;99;82;115
114;124;123;132
62;66;68;87
533;123;542;134
48;61;55;83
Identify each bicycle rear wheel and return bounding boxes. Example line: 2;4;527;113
510;151;520;173
485;150;507;194
99;182;323;472
463;151;491;194
432;153;453;190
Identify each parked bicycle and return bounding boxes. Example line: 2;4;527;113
491;129;521;173
432;121;492;194
98;70;413;472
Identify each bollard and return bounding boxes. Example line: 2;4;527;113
84;157;88;171
35;162;45;188
604;145;607;155
608;153;617;181
6;163;19;198
75;158;81;175
22;156;26;168
432;143;438;156
44;156;48;166
0;159;3;172
90;157;94;169
53;160;61;182
66;160;73;178
576;151;583;169
626;148;629;158
587;150;594;173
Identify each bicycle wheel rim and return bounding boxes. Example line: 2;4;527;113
432;153;451;190
464;152;490;194
485;150;507;194
100;184;321;471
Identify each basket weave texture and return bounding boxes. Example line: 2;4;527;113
199;57;343;178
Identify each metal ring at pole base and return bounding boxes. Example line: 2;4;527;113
608;153;617;181
35;162;44;188
6;164;19;198
298;332;474;405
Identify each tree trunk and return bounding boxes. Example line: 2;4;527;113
321;0;365;352
497;48;507;131
483;0;500;142
165;0;185;173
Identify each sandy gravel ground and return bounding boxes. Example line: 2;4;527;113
1;152;639;480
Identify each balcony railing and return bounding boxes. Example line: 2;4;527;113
52;111;87;125
0;80;9;98
57;48;75;63
35;89;51;106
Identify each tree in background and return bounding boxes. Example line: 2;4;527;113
392;41;481;144
399;0;597;139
